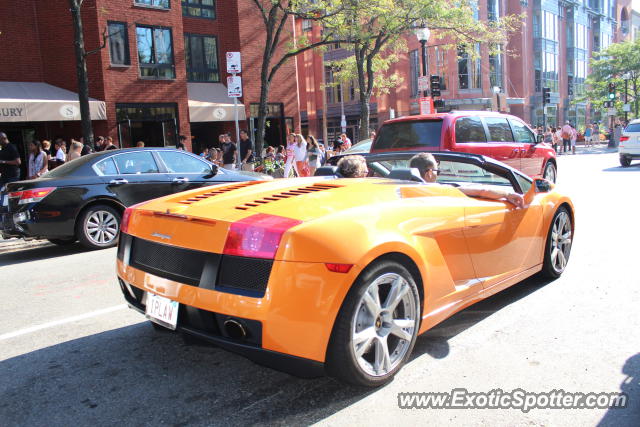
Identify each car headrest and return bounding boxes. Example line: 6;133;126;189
314;166;341;177
387;168;425;183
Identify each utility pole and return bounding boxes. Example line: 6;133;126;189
69;0;95;150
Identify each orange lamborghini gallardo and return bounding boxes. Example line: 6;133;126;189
116;152;574;387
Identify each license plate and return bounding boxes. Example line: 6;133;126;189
145;293;179;330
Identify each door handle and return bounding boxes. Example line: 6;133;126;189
172;177;189;184
109;179;128;185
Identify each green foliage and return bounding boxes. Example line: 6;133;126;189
581;39;640;117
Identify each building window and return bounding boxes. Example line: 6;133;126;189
135;0;170;8
184;34;219;81
487;0;500;21
409;49;419;98
108;22;130;66
136;26;176;79
457;44;481;90
302;19;313;32
489;45;503;89
433;47;448;90
182;0;215;19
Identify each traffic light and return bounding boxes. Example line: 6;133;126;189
608;82;616;100
542;87;551;104
430;75;441;97
433;99;445;110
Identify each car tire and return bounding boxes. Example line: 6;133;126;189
620;156;631;167
543;162;557;183
47;237;76;245
326;260;421;387
76;204;121;250
540;207;573;279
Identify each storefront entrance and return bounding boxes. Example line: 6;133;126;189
116;103;178;148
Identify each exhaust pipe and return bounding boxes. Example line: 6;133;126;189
224;318;247;339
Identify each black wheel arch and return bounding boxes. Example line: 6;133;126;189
74;197;125;228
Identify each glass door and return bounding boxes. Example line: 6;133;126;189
117;120;132;148
161;118;177;147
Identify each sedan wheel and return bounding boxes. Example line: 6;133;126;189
543;162;557;183
541;207;572;279
77;204;121;249
327;261;420;387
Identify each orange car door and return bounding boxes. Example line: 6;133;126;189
462;191;544;293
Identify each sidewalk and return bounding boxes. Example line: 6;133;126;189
556;142;618;156
0;236;50;254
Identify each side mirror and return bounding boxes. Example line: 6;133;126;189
206;163;218;177
534;178;552;193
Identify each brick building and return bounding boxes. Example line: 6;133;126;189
299;0;632;144
0;0;300;168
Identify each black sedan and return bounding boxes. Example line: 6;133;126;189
1;148;270;249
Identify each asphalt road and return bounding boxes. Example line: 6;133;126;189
1;149;639;426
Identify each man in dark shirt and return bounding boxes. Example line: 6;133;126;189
176;135;187;151
0;132;22;186
221;134;237;169
94;136;105;152
239;130;255;171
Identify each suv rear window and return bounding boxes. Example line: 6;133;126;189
455;117;486;143
625;123;640;132
373;120;442;150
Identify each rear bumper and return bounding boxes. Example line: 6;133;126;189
619;150;640;158
1;206;75;240
120;278;325;378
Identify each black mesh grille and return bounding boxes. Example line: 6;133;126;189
130;237;209;286
218;255;273;295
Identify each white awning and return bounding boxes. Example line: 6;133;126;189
188;82;246;122
0;82;106;122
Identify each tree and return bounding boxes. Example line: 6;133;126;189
249;1;346;149
322;0;520;140
580;38;640;119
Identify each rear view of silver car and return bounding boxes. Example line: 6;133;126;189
619;119;640;167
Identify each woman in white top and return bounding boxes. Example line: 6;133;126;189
306;135;322;176
67;140;84;161
294;134;309;177
27;140;48;179
283;133;296;178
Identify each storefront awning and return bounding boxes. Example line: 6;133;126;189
0;82;106;122
188;83;246;122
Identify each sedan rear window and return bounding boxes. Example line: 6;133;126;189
373;120;442;150
625;123;640;133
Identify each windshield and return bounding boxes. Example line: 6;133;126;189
373;120;442;150
624;123;640;133
42;155;98;178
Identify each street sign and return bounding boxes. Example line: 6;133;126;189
226;52;241;74
418;76;429;92
419;97;433;115
623;103;631;112
608;108;616;116
227;76;242;97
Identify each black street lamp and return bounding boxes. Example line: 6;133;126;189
415;26;431;97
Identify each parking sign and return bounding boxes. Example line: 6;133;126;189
227;76;242;97
226;52;241;74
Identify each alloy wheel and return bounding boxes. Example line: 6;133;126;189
549;211;572;274
351;272;417;377
85;210;119;245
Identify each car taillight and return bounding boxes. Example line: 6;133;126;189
121;201;148;234
16;187;56;204
223;213;302;259
620;136;629;142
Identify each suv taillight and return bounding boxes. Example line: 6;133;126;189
12;187;56;204
223;213;302;259
620;136;629;142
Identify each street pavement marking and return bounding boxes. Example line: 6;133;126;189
0;304;128;341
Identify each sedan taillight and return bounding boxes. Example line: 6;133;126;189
12;187;56;204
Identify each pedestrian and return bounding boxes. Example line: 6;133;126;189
339;133;352;150
68;140;83;161
200;147;209;158
543;127;553;146
275;145;285;162
27;140;48;180
284;133;296;178
592;122;600;144
318;142;327;165
584;123;593;148
94;136;105;152
294;134;309;177
53;139;67;164
570;123;577;154
221;134;237;169
0;132;22;185
136;141;145;147
176;135;187;151
560;121;572;154
307;135;322;176
239;130;255;171
104;136;117;150
613;120;623;147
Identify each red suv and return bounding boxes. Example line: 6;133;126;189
371;111;557;182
